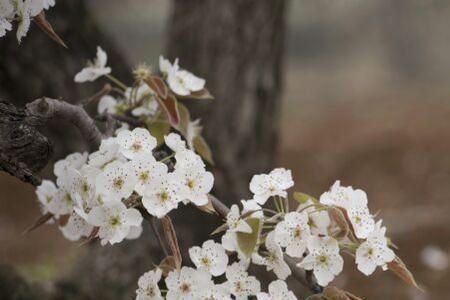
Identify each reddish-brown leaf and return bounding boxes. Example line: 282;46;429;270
388;256;423;291
156;94;180;126
145;76;169;100
33;11;68;48
22;212;53;235
158;255;177;277
328;207;350;239
162;216;182;269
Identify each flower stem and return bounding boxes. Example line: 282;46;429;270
105;74;128;91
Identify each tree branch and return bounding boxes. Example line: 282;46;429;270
25;97;102;150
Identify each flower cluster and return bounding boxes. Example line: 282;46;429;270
0;0;55;42
35;129;213;246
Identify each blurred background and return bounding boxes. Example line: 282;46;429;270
1;0;450;299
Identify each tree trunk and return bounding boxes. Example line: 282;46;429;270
166;0;287;202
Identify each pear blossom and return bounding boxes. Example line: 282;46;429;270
95;160;137;202
126;225;143;240
135;268;163;300
165;266;211;300
225;262;261;300
36;180;58;214
159;56;205;96
252;232;291;280
185;119;201;149
117;128;157;159
128;153;168;196
54;152;88;177
320;181;374;239
74;46;111;82
226;204;252;234
88;137;125;168
59;211;93;241
274;211;311;258
257;280;297;300
125;84;159;117
42;0;55;10
189;239;228;276
355;220;395;276
297;236;344;286
0;18;12;38
199;282;232;300
249;168;294;205
98;95;120;114
142;174;182;218
174;149;205;170
297;199;330;236
241;199;264;219
164;133;187;152
47;185;75;217
87;201;143;246
174;164;214;206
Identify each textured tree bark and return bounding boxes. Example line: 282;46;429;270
166;0;287;201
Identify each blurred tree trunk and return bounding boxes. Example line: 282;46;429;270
166;0;287;202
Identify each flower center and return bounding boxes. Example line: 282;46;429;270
180;282;191;294
159;192;169;202
293;227;302;238
64;193;73;204
109;216;121;227
113;177;124;189
317;254;328;264
139;171;149;183
146;285;155;296
367;247;374;256
201;256;211;267
187;179;195;189
82;181;90;193
268;250;278;262
234;281;243;292
131;142;142;152
46;196;53;203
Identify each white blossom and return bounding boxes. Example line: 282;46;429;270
48;185;75;217
274;211;311;258
165;266;211;300
59;211;93;241
225;262;260;300
126;225;143;240
189;239;228;277
117;127;157;160
128;153;168;196
98;95;119;114
74;46;111;82
164;133;187;153
297;236;344;287
226;204;252;233
159;56;205;96
88;137;125;168
36;179;58;214
174;149;205;170
54;152;88;177
252;231;291;280
355;220;395;276
241;199;264;219
142;174;182;218
0;18;12;38
125;84;159;117
87;201;143;246
249;168;294;205
421;245;449;271
95;160;137;202
135;268;163;300
320;181;374;239
257;280;297;300
199;282;232;300
297;199;330;236
173;164;214;206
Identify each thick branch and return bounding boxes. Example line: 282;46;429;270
25;97;102;150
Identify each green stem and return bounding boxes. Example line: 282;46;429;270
105;74;128;91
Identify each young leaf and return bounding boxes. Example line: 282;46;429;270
33;12;68;48
162;216;182;269
157;94;180;126
293;192;318;204
328;207;350;239
177;88;214;100
388;256;423;291
195;198;217;215
193;135;214;165
236;218;262;258
174;102;191;137
144;76;168;100
147;121;171;146
210;223;228;236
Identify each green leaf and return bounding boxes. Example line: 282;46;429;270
174;103;191;137
147;121;170;146
236;218;262;258
193;135;214;165
293;192;318;204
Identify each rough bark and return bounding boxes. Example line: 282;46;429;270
166;0;287;201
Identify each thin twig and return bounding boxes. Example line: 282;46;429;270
146;214;169;257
